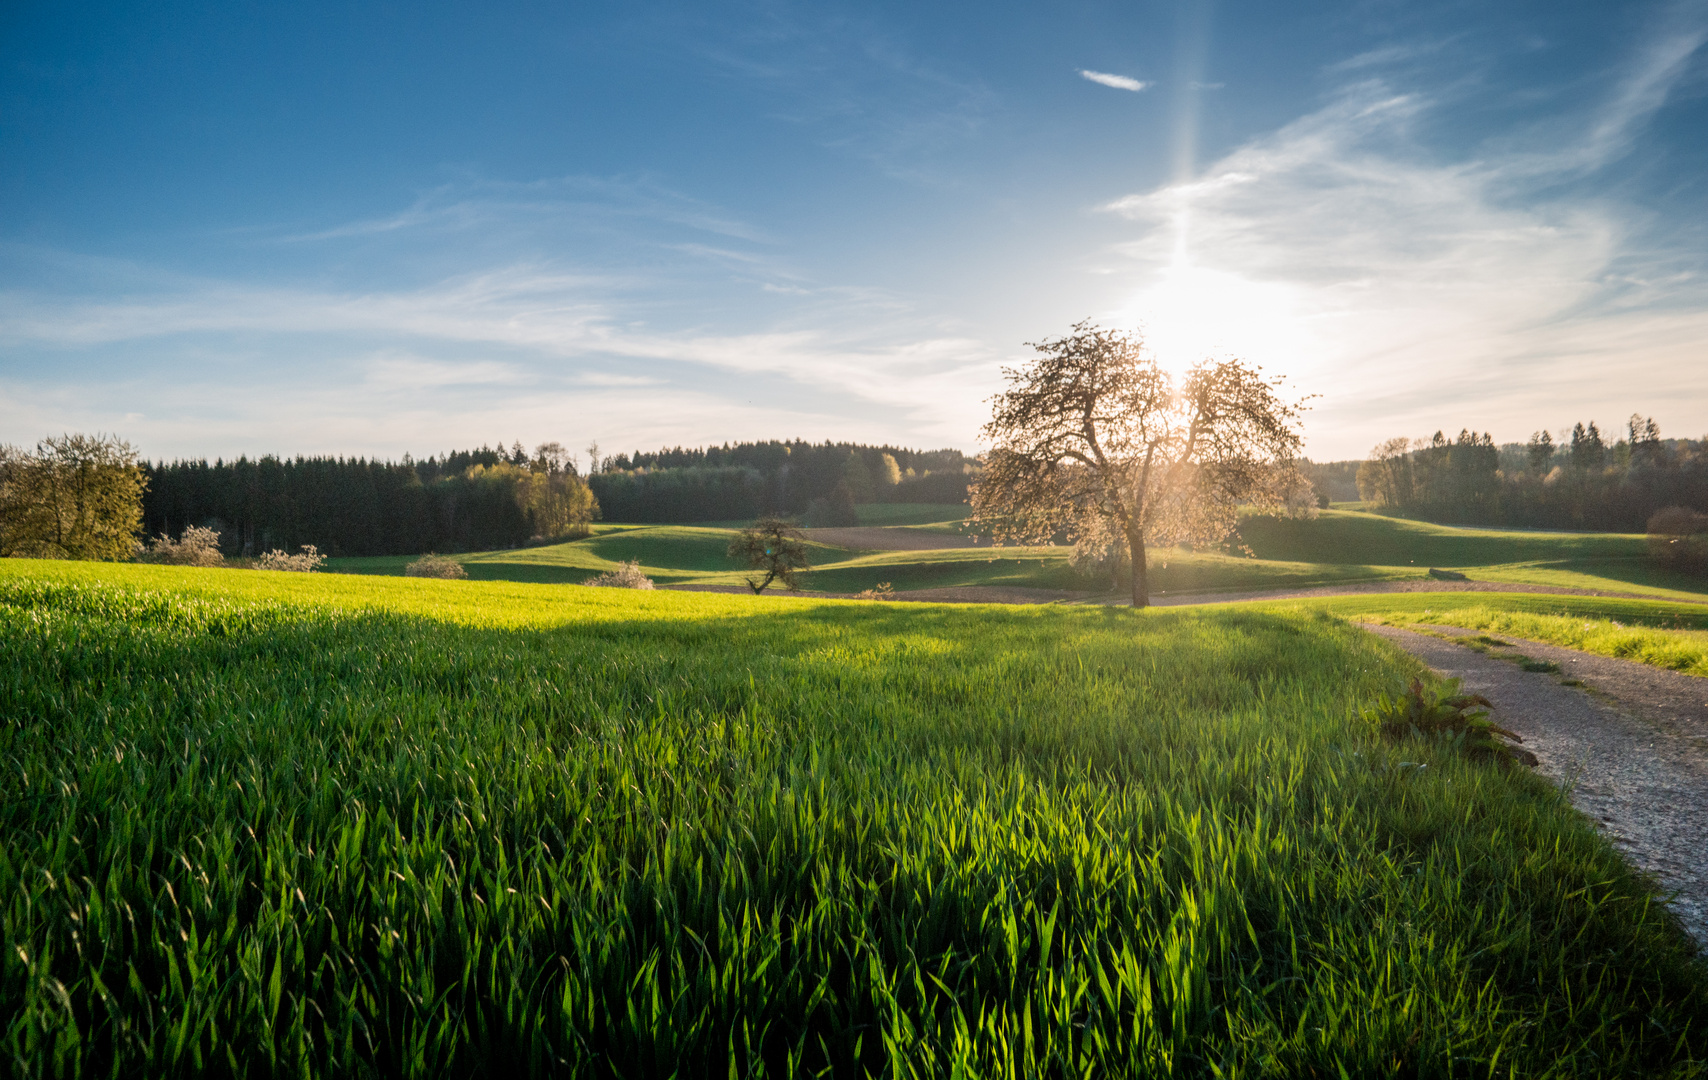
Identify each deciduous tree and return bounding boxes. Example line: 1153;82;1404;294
727;516;811;594
970;322;1308;607
0;434;147;560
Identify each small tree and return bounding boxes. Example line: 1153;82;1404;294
0;434;147;560
970;321;1308;607
728;516;811;593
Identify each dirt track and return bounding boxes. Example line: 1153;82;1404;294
1363;623;1708;950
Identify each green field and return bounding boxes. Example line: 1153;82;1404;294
325;508;1708;605
1250;591;1708;676
3;560;1705;1075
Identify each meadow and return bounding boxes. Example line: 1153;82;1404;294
3;560;1706;1076
326;507;1708;603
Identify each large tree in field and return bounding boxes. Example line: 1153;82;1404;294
970;322;1309;607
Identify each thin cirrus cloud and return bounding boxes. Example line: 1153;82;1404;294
1099;16;1708;458
0;249;1004;458
1079;69;1151;92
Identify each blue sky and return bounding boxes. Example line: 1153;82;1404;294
2;0;1705;463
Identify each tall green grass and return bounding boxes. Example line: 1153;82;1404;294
1353;606;1708;676
2;562;1703;1076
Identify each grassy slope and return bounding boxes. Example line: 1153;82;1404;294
3;559;1704;1075
324;508;1708;605
1242;510;1708;600
1249;591;1708;676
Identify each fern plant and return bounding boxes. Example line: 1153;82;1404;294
1361;677;1538;768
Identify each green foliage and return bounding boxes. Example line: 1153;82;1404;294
142;443;596;557
0;434;147;561
1360;677;1539;768
1356;422;1708;530
727;515;812;593
800;480;859;527
1;562;1703;1075
589;442;976;523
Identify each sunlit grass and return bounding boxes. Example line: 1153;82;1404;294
1355;605;1708;677
2;559;1705;1075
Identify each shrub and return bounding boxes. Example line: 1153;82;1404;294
1647;506;1708;571
254;545;326;573
855;582;895;600
1360;677;1538;767
136;525;225;567
405;554;468;579
582;559;654;589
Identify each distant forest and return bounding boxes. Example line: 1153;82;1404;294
143;443;594;558
142;439;976;557
590;441;975;524
1354;416;1708;531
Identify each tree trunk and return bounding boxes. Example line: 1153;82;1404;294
1128;527;1148;608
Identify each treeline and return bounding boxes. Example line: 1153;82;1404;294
588;441;977;524
143;442;596;558
1356;416;1708;531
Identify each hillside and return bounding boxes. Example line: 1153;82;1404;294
326;507;1708;604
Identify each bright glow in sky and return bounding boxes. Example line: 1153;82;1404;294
3;0;1706;462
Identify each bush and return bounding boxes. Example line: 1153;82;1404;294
582;559;654;589
1360;677;1537;768
405;554;468;579
136;525;225;567
1647;506;1708;571
254;545;326;573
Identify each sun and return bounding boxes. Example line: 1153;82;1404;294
1120;258;1317;380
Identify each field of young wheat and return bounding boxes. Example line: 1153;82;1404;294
2;561;1704;1076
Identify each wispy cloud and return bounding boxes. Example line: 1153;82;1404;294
0;247;1002;456
279;174;769;246
693;10;995;183
1101;10;1708;456
1079;69;1150;92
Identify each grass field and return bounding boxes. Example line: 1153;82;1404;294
1256;592;1708;676
3;560;1705;1076
324;507;1708;604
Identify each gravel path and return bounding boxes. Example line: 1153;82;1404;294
1361;623;1708;949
